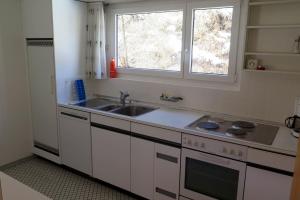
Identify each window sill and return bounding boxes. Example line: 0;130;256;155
117;67;182;78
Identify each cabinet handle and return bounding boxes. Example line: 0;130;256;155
61;112;88;120
156;187;177;199
156;153;178;164
91;122;131;136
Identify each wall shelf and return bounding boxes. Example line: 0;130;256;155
245;52;300;56
249;0;300;6
245;0;300;75
247;25;300;29
244;69;300;75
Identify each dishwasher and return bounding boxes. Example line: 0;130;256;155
58;107;92;176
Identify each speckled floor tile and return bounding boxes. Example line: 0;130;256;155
1;157;138;200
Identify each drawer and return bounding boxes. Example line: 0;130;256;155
247;148;295;172
59;107;90;122
131;123;181;144
91;114;130;131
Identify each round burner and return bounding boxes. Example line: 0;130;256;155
226;128;247;136
232;121;255;129
197;122;220;130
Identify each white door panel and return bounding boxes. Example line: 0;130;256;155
244;166;292;200
131;137;155;200
92;127;131;191
27;44;58;150
59;108;91;175
22;0;53;38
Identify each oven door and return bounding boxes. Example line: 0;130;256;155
180;148;246;200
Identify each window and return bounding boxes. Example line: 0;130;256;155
109;0;241;82
117;11;183;72
191;7;233;75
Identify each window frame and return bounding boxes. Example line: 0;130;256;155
109;1;187;78
184;0;241;82
107;0;241;82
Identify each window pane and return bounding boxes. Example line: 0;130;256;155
191;7;233;75
117;11;183;71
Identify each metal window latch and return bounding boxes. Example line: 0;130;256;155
160;93;183;103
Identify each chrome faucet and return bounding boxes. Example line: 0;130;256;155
120;91;130;106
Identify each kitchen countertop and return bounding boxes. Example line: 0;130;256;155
0;172;50;200
59;99;298;157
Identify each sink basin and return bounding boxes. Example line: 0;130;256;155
75;98;112;109
111;105;157;117
97;104;121;111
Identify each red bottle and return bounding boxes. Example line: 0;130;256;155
110;58;117;78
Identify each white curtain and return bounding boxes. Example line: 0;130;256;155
87;2;107;79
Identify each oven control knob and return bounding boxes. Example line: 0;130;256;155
201;143;205;148
238;151;243;157
194;141;199;147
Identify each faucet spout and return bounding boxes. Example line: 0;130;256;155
120;91;130;106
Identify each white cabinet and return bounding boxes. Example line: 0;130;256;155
21;0;53;38
131;123;181;200
91;126;131;191
154;144;181;200
131;137;155;200
58;107;92;175
244;166;293;200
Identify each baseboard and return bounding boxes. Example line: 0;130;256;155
33;147;61;164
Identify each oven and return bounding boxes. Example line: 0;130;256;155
180;148;246;200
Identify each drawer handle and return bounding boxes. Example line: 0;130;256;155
156;153;178;164
156;187;177;199
61;112;88;120
91;123;131;136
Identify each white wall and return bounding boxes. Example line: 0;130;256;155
0;0;33;166
52;0;88;104
93;72;300;123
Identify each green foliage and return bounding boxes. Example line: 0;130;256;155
118;7;233;75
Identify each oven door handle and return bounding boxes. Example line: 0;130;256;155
191;151;231;166
201;153;230;166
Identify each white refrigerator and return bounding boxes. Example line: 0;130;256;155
26;39;59;162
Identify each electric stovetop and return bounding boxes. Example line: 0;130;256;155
186;115;279;145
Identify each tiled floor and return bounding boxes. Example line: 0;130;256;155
1;157;138;200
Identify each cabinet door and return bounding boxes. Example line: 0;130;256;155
27;44;58;150
91;127;131;191
21;0;53;38
154;144;181;200
244;166;292;200
59;108;91;175
131;137;155;200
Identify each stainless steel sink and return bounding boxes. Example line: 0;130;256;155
75;98;112;109
74;98;158;117
111;105;157;117
96;104;121;111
